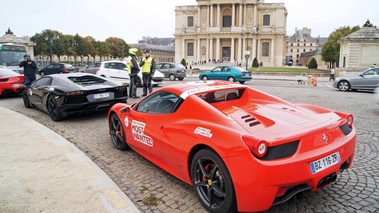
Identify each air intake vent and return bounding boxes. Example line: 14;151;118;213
241;115;261;127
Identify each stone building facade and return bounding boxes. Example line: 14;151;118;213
174;0;287;67
339;20;379;71
0;28;35;58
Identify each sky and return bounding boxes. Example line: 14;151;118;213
1;0;378;43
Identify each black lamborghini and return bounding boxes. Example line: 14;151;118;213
22;73;128;121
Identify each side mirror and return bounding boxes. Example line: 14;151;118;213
121;106;131;114
359;74;363;77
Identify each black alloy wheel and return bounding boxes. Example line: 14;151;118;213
22;89;32;108
47;95;63;121
239;81;245;84
191;149;237;213
109;113;129;150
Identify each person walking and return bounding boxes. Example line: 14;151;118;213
329;67;335;81
139;49;156;96
19;54;37;89
127;48;140;98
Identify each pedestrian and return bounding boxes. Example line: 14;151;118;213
19;54;37;89
127;48;140;98
139;49;155;96
329;67;335;81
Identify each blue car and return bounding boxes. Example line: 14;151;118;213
199;66;252;84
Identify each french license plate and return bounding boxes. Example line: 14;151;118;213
310;152;340;174
12;83;24;87
94;92;110;99
245;73;250;77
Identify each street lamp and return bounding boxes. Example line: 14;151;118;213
45;34;58;64
240;27;257;70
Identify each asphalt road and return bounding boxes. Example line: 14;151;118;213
0;78;378;213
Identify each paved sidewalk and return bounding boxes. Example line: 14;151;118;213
0;107;140;213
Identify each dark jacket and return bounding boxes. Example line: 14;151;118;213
130;55;140;75
19;60;37;76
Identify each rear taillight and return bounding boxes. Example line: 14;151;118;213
242;135;269;158
62;67;68;71
335;112;354;128
66;91;83;96
117;86;127;91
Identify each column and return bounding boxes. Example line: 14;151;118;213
182;38;185;61
244;4;247;27
210;5;213;27
257;39;261;60
217;4;220;27
216;38;220;61
207;5;210;27
210;38;213;61
237;38;242;63
252;37;257;59
253;4;257;27
197;38;201;62
231;38;235;63
232;4;235;27
271;39;275;64
206;38;209;61
239;4;243;26
194;39;197;61
198;6;201;28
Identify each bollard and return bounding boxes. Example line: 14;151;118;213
312;75;317;86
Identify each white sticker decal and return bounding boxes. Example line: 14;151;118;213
131;120;153;147
29;90;32;96
124;117;129;127
180;84;246;99
194;127;213;138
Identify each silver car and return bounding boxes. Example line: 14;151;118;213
333;68;379;91
79;62;101;74
156;62;186;81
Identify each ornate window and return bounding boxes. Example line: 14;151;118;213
187;16;194;27
223;15;232;27
262;42;269;57
187;42;194;56
263;15;270;26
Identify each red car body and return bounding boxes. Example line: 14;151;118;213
108;81;356;212
0;67;24;95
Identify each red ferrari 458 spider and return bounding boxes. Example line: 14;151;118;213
0;67;24;96
108;80;356;213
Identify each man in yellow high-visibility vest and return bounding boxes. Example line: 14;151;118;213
139;49;156;96
127;48;140;98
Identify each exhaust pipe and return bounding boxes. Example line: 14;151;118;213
317;173;337;189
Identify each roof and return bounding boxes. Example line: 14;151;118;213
339;26;379;42
138;37;174;46
130;43;175;53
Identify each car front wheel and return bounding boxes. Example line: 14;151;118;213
338;80;350;91
239;81;245;84
202;75;208;81
191;149;237;213
22;90;32;108
109;113;129;150
178;77;184;81
228;76;235;82
47;95;63;121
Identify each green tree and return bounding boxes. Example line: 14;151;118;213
308;57;318;69
105;37;127;58
252;57;259;67
30;33;49;58
84;36;97;63
322;25;360;66
96;41;111;61
181;58;187;67
64;34;77;64
73;34;88;66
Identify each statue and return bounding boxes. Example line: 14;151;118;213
5;27;13;35
363;19;373;27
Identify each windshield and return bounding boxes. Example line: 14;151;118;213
0;51;26;66
0;68;20;76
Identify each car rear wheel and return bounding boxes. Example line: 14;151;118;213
202;75;208;81
169;74;176;81
239;81;245;84
191;149;237;213
338;80;350;91
40;71;45;77
228;76;235;82
109;113;129;150
22;90;32;108
47;95;63;121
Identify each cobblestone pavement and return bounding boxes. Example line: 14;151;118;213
0;79;378;213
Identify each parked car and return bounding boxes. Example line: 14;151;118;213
22;73;128;121
374;84;379;104
79;62;101;74
39;63;75;76
333;67;379;91
95;60;164;87
156;62;186;81
0;67;24;96
108;80;356;213
199;66;252;84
